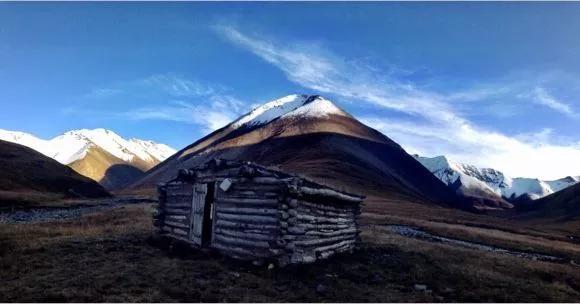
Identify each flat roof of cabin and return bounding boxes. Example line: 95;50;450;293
171;158;364;204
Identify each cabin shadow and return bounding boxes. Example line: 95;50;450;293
100;164;145;190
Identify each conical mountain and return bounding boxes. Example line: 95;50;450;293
131;94;467;209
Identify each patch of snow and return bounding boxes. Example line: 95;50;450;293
414;155;579;200
129;139;176;161
282;96;346;119
0;128;176;165
0;129;52;157
231;94;346;128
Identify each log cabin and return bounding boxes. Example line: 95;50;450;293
153;158;364;266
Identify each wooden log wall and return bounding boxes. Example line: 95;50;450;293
154;182;195;244
280;197;361;265
209;178;285;261
155;164;363;266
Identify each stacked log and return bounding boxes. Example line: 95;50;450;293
210;179;285;261
155;159;363;266
281;196;360;264
155;182;194;243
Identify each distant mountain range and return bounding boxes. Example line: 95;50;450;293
130;94;468;210
414;155;579;208
1;94;577;214
0;129;176;190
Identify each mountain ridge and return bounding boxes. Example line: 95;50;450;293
414;155;579;205
0;128;176;189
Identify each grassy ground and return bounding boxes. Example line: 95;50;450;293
1;203;579;302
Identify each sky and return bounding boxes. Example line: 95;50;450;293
1;2;580;179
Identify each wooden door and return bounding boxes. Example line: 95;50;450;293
190;183;207;246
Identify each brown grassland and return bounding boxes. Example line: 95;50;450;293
0;199;579;302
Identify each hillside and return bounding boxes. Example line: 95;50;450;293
0;140;109;208
131;94;467;209
0;128;176;190
520;182;580;220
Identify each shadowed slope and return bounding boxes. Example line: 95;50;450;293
520;183;580;220
0;140;109;206
68;145;146;190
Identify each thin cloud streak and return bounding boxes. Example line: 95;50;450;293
217;25;462;125
128;98;243;133
218;24;580;180
71;74;249;133
530;87;575;117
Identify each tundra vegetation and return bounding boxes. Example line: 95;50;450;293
1;197;579;302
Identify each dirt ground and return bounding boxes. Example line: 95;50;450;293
0;201;579;302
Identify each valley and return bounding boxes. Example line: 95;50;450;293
1;94;578;302
3;3;580;302
1;196;579;302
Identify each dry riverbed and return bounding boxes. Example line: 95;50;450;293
0;197;153;224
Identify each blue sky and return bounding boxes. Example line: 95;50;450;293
1;2;580;179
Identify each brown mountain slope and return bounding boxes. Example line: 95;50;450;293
130;95;468;210
519;182;580;220
0;140;109;206
68;145;147;190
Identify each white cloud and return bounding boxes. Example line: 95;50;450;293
218;25;580;180
73;74;249;134
139;74;219;98
529;87;575;117
128;95;246;133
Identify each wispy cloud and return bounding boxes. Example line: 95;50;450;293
138;74;220;98
128;96;245;133
217;25;580;179
71;74;250;133
218;25;461;125
529;87;575;117
83;88;122;99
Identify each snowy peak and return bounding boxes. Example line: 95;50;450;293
129;138;176;161
231;94;347;129
0;128;176;166
414;155;579;201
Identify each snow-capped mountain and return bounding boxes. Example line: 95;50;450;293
231;94;348;128
0;128;176;189
133;94;467;210
414;155;579;203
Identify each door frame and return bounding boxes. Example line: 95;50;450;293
201;182;216;247
189;182;216;248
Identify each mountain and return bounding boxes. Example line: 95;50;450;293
0;139;109;208
0;129;176;190
519;182;580;220
131;94;468;209
414;155;579;207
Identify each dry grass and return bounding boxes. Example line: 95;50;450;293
0;190;65;211
364;227;580;302
1;202;580;302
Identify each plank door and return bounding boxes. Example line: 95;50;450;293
190;183;208;246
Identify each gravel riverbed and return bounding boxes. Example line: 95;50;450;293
378;224;567;264
0;198;154;224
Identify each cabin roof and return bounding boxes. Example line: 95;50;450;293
172;158;364;204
